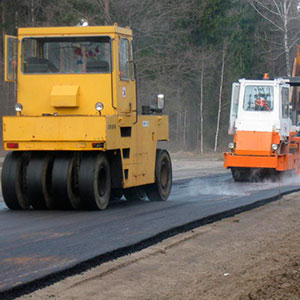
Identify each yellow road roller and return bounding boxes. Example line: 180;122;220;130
1;23;172;210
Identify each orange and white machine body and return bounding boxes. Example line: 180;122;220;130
224;78;300;181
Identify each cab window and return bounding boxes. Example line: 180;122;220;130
129;41;135;81
119;39;129;80
231;83;240;118
22;36;111;74
243;85;274;112
281;87;289;118
5;36;18;81
228;82;240;135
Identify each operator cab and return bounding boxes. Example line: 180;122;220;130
229;78;291;139
5;25;137;117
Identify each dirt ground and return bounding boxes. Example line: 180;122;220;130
16;190;300;300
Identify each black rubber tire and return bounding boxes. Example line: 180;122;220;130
231;167;268;182
261;168;282;182
231;167;242;182
27;153;53;210
79;152;111;210
110;188;123;202
146;149;172;201
68;153;81;209
1;151;31;210
124;187;147;201
270;169;283;182
51;153;81;210
231;167;250;182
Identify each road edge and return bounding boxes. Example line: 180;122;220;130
1;186;299;300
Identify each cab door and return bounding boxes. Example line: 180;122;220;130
228;82;240;135
117;38;136;116
280;85;291;137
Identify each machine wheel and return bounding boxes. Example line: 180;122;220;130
124;187;147;201
79;153;111;210
1;151;31;210
231;167;251;182
231;167;242;182
27;153;53;210
231;167;272;182
264;168;282;182
51;153;81;210
146;149;172;201
110;188;123;202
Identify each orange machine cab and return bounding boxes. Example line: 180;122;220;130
224;78;300;181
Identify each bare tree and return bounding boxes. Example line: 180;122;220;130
92;0;111;24
249;0;300;76
214;43;227;152
193;49;211;153
199;54;204;153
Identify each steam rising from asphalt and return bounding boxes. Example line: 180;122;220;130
188;172;300;197
188;178;250;197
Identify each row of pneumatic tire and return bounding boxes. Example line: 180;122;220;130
1;149;172;210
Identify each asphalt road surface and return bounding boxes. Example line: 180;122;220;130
0;169;300;296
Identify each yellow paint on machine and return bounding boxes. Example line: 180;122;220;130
3;24;170;189
18;74;114;116
3;114;169;188
50;85;80;107
3;116;107;142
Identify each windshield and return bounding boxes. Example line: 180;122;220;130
22;36;111;74
243;85;274;112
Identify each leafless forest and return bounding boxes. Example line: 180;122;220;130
1;0;300;152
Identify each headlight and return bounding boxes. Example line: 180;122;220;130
15;103;23;112
157;94;165;110
95;102;104;112
271;144;278;151
228;142;235;149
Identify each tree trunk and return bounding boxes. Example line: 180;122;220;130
176;111;179;143
104;0;110;25
200;54;204;153
31;0;35;26
1;0;5;71
176;85;180;143
283;0;290;76
214;44;226;152
179;110;182;145
183;108;187;150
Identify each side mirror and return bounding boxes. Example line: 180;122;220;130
157;94;165;110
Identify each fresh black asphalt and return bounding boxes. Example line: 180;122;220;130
0;172;299;299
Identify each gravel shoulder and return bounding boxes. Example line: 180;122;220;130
17;191;300;300
171;158;226;180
